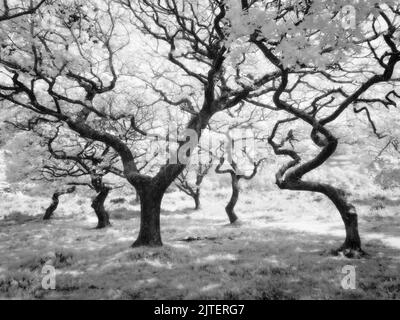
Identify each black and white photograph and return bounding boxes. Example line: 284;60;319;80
0;0;400;304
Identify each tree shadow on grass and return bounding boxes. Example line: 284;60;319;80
109;208;140;220
360;217;400;241
2;218;400;300
354;196;400;207
161;207;198;216
0;212;43;226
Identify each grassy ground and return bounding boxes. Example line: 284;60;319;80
1;185;400;300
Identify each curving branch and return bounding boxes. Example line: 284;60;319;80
0;0;45;22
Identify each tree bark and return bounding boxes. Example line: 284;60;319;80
226;173;239;224
132;186;163;247
322;186;362;255
135;191;140;203
43;186;76;220
90;175;111;229
193;190;200;210
43;193;60;220
91;186;111;229
215;157;241;223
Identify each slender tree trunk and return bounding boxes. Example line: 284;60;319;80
132;186;163;247
43;193;60;220
226;174;239;224
193;190;200;210
91;186;111;229
43;186;76;220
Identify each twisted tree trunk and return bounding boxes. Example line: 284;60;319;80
91;175;111;229
43;186;76;220
280;179;362;257
226;173;239;224
268;108;364;257
215;155;262;224
215;157;241;224
91;186;111;229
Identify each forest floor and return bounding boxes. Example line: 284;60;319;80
1;185;400;300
